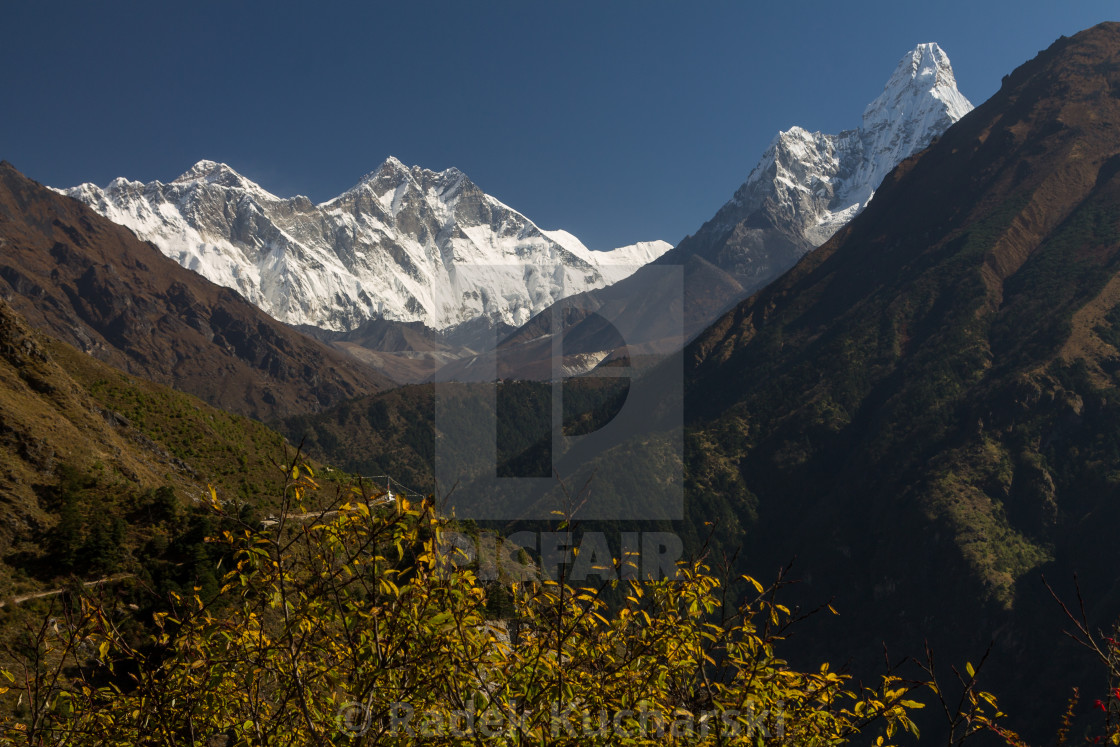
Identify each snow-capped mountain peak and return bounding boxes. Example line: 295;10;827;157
667;41;973;320
356;155;411;185
173;159;230;182
61;158;671;332
167;159;286;206
172;159;263;191
869;42;967;118
850;43;973;210
728;42;974;247
880;43;972;129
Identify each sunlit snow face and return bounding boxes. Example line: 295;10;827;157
62;159;671;333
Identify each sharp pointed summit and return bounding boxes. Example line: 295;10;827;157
360;155;410;183
171;160;272;194
874;42;966;109
172;159;234;183
853;43;973;207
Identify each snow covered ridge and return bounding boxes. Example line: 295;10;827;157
60;157;671;332
731;42;973;246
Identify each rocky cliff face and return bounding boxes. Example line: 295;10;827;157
63;159;670;332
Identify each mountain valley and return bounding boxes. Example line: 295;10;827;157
4;19;1120;743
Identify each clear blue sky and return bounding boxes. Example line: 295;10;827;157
1;2;1115;250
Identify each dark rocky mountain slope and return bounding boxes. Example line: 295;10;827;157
0;163;392;421
683;22;1120;737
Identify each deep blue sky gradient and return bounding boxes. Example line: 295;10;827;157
2;2;1116;250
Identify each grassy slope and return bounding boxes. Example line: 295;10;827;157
0;297;345;605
